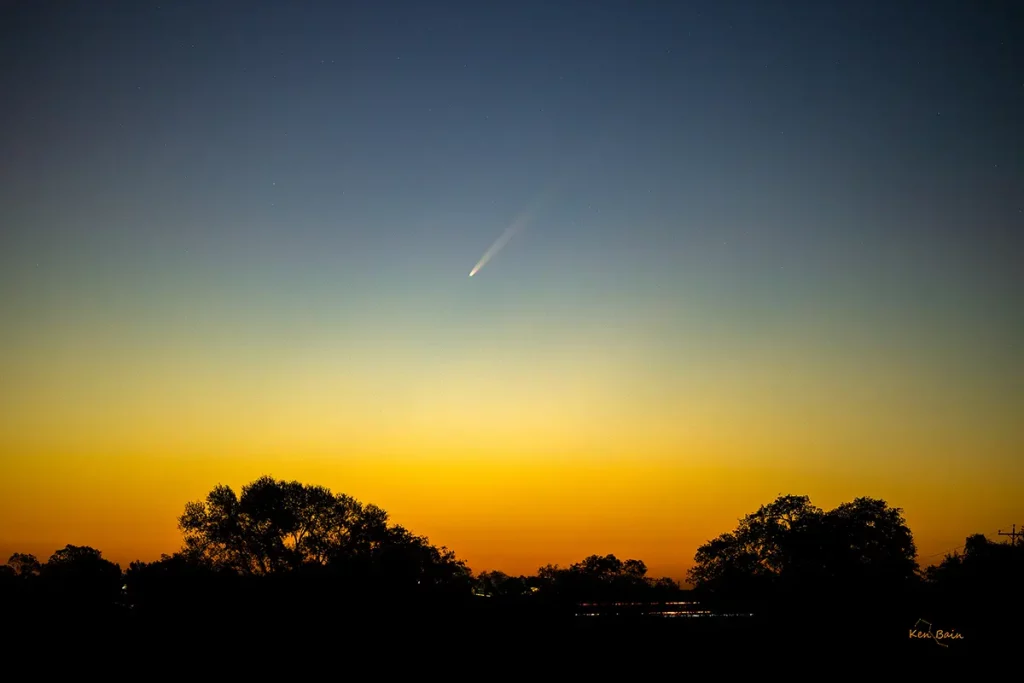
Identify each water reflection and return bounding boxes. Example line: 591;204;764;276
574;601;753;618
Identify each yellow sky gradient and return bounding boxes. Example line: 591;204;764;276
2;448;1019;581
2;319;1020;580
3;0;1024;592
2;296;1024;581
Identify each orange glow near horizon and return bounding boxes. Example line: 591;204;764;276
3;0;1023;593
3;417;1020;580
2;276;1021;581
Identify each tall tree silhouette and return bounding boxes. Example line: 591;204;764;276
820;497;918;589
688;495;918;605
688;495;820;601
177;476;471;597
178;476;388;573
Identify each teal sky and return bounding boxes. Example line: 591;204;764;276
0;2;1021;574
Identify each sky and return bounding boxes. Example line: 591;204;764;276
1;0;1021;581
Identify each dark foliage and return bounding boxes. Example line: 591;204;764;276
4;481;1020;657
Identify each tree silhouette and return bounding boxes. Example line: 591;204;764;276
11;479;1017;654
820;497;918;589
123;552;227;620
688;495;918;609
37;544;123;620
362;524;473;596
923;533;1024;651
533;553;681;605
926;533;1023;597
475;570;536;599
176;476;471;604
7;553;42;578
688;495;820;601
179;476;390;573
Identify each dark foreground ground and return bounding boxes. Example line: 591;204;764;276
14;604;998;672
6;582;1008;672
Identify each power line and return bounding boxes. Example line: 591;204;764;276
919;527;1011;561
921;545;965;560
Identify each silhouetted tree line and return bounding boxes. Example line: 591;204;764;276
683;494;1023;651
3;478;1020;651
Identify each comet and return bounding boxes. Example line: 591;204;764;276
468;183;556;278
466;141;605;277
468;218;527;277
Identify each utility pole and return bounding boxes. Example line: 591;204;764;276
997;524;1022;546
